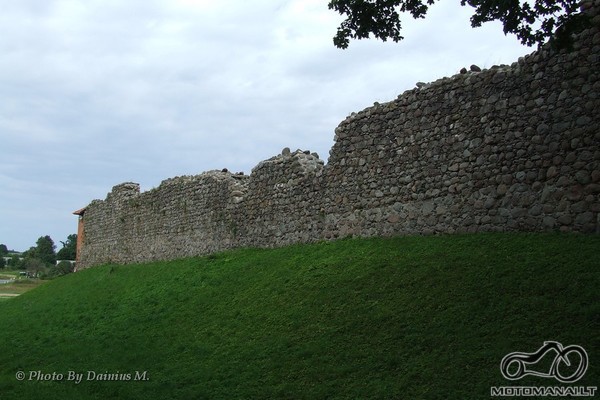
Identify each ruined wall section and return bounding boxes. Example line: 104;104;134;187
80;151;327;266
78;2;599;268
237;149;325;248
80;172;250;265
321;3;600;238
79;183;141;266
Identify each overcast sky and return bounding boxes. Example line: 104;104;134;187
0;0;534;252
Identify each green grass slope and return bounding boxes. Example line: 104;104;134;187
0;233;598;399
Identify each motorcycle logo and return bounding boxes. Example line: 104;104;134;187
501;341;588;383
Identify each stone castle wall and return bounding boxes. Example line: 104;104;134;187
77;3;600;268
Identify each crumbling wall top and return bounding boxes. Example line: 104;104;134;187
106;182;140;203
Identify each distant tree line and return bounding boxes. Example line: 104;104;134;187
0;234;77;279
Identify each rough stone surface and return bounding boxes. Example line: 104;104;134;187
77;3;600;269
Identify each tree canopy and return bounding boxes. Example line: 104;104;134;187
25;235;57;267
328;0;591;49
57;234;77;260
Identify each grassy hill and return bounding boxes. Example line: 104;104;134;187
0;233;598;399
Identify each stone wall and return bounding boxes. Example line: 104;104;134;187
77;2;600;268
